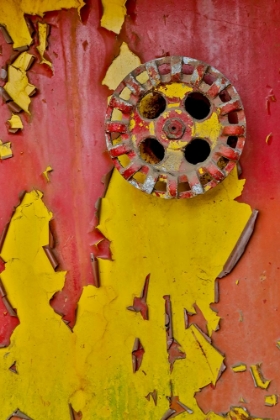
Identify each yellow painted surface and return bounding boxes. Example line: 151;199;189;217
101;0;127;34
0;191;77;419
74;167;253;419
156;82;193;99
0;140;12;159
102;42;141;90
37;22;52;68
0;0;84;49
192;112;222;146
7;114;23;130
42;166;53;182
265;394;278;406
250;364;271;389
0;178;263;419
231;363;247;372
4;52;36;113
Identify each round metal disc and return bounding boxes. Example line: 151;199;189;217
105;56;246;198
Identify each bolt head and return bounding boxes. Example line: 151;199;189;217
163;118;186;139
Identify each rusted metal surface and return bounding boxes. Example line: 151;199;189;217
105;56;246;198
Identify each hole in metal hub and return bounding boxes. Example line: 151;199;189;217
184;138;211;164
138;92;166;119
139;138;165;164
185;92;211;120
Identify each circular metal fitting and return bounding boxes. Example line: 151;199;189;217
105;56;246;198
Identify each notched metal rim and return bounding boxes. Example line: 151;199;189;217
105;55;246;199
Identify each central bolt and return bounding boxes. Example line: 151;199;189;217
163;118;186;140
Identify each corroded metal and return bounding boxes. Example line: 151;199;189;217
105;56;246;198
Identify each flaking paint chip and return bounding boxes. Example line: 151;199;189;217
0;0;85;49
7;114;23;133
100;0;127;34
102;42;141;91
4;52;36;113
231;363;247;372
250;363;271;389
0;140;12;160
37;22;52;68
42;166;53;182
265;394;278;406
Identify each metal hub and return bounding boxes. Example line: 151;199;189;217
105;56;246;198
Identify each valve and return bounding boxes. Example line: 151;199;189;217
105;56;246;198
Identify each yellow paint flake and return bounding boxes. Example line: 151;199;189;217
265;394;278;406
129;113;136;130
149;121;155;135
118;153;130;168
0;140;12;160
168;140;188;150
119;86;132;100
0;0;85;49
192;112;222;147
156;82;193;99
227;407;250;419
102;42;141;91
111;108;123;121
231;363;247;372
101;0;127;34
85;167;253;419
7;114;23;132
4;52;36;113
136;71;149;84
250;364;271;389
168;102;180;108
37;22;52;68
42;166;53;182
